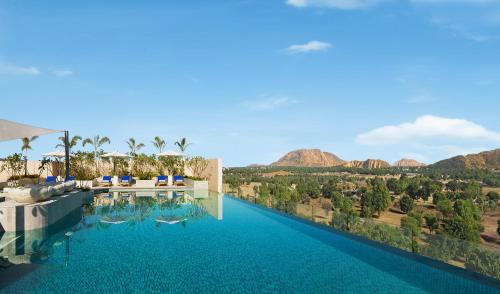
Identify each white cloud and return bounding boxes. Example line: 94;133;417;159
430;17;494;42
285;0;384;9
356;115;500;145
0;63;40;75
53;69;73;77
243;96;298;111
285;41;332;54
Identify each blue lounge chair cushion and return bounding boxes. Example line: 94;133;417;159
68;176;75;181
157;175;166;182
173;175;183;182
46;176;56;183
121;176;130;182
103;176;112;182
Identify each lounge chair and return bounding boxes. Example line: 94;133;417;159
119;175;131;186
45;176;57;184
173;175;185;186
173;191;184;198
100;176;112;187
156;175;167;186
64;176;75;181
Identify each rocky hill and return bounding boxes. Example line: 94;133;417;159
271;149;344;167
432;148;500;169
342;159;391;169
393;158;426;168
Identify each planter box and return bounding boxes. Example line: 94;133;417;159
133;180;155;188
185;179;209;190
19;178;39;186
76;180;96;189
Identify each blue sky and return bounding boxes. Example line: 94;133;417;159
1;0;500;166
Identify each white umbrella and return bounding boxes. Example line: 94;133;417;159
157;150;184;157
102;151;130;158
41;150;72;178
42;150;73;158
101;151;130;175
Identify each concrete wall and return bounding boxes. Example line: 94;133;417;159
0;190;85;232
201;158;222;193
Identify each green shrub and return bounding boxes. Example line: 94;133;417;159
466;247;500;280
399;195;414;213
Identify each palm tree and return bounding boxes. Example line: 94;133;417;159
126;138;145;156
152;136;166;153
174;137;190;153
21;136;38;175
83;135;111;174
56;135;82;152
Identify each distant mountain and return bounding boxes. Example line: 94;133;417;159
393;158;426;168
432;148;500;169
271;149;344;167
247;164;267;168
342;159;391;169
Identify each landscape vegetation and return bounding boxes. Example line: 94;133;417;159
224;148;500;279
0;135;210;186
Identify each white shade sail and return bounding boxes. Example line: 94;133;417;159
101;151;130;158
157;150;184;157
0;118;61;142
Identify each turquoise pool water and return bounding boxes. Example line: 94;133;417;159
0;192;498;293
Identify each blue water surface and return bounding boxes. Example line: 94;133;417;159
0;193;498;293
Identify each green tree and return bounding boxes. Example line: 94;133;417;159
446;180;459;192
486;191;499;209
461;182;481;201
443;199;482;242
83;135;111;175
424;213;439;234
406;180;421;200
371;178;392;217
338;197;358;231
399;195;414;214
152;136;166;153
56;135;82;152
322;178;340;198
226;175;241;193
386;178;399;194
20;136;38;175
401;216;421;252
257;184;270;206
331;191;343;208
422;181;442;201
0;153;24;185
126;138;145;156
436;198;453;216
175;137;191;153
432;191;445;205
360;189;374;218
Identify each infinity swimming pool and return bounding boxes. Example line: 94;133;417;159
0;191;498;293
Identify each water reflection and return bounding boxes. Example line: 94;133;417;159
92;190;223;228
0;191;223;271
0;207;82;277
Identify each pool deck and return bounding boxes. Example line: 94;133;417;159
104;185;193;192
0;190;91;232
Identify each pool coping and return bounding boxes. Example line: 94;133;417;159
226;195;500;289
